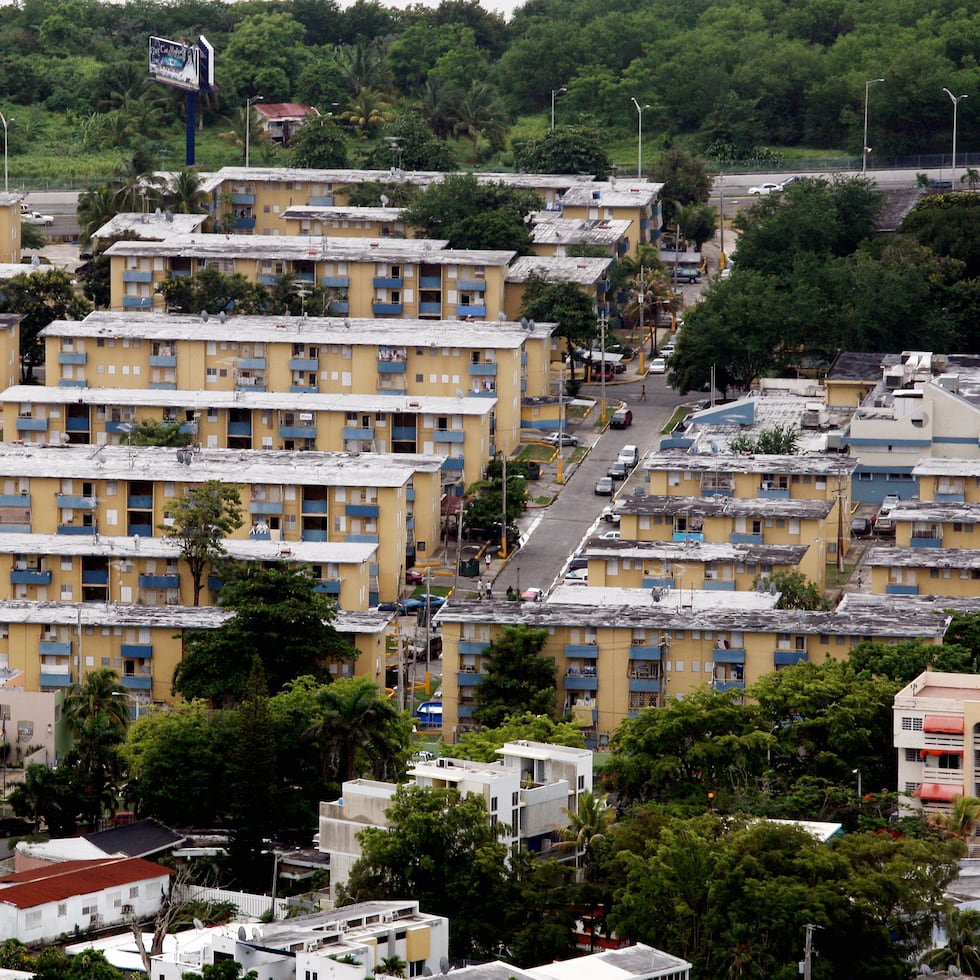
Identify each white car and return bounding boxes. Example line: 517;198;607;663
649;357;667;375
22;210;54;226
748;182;781;196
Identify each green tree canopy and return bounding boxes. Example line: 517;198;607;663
454;712;586;763
512;125;611;178
474;625;556;728
520;278;597;381
289;115;350;169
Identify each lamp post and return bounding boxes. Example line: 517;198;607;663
630;98;650;178
0;112;10;193
852;767;862;797
942;87;968;177
550;87;566;131
862;78;884;174
245;95;263;168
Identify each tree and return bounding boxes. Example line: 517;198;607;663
33;948;125;980
556;790;615;880
162;169;210;215
64;667;130;740
174;564;356;705
0;268;92;382
400;173;541;252
365;112;457;171
758;569;829;610
512;125;611;178
924;906;980;976
304;676;411;786
289;115;350;169
672;201;718;251
729;424;801;455
454;712;585;763
930;795;980;840
474;625;556;728
657;148;713;225
76;184;119;249
155;267;268;316
220;105;271;165
519;278;597;381
159;481;244;606
901;193;980;279
20;221;47;251
452;81;508;165
341;87;394;135
129;418;195;447
340;784;512;959
848;638;977;684
9;763;80;836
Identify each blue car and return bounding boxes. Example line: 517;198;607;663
403;594;447;612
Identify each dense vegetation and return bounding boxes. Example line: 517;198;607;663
0;0;976;181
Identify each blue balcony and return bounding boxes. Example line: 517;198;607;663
127;523;153;537
128;495;152;508
58;379;88;388
910;535;942;548
469;389;496;398
628;677;661;693
322;275;349;288
378;360;407;374
642;577;673;589
342;427;374;441
107;420;136;434
373;302;403;316
149;354;177;367
759;485;791;500
122;296;153;309
39;640;71;656
442;458;465;471
309;195;334;206
228;421;251;436
406;487;415;501
290;357;319;371
149;381;177;390
373;276;404;289
346;533;379;543
618;239;630;254
121;644;153;659
564;643;599;659
420;276;441;289
703;580;736;591
15;417;47;431
257;274;277;285
0;494;29;506
935;492;965;503
208;576;224;591
178;423;196;435
457;670;484;686
700;486;732;497
81;569;108;585
294;272;315;284
39;672;71;687
11;569;51;585
229;193;255;205
237;357;266;370
393;426;416;441
138;574;179;589
419;302;442;315
121;675;152;690
330;301;349;313
458;704;478;718
65;417;90;431
301;529;328;542
57;494;96;509
457;280;487;292
433;430;465;444
346;503;379;518
302;498;328;514
236;380;265;392
730;533;763;544
564;673;598;691
280;425;317;439
0;524;31;533
314;580;341;595
597;279;610;294
290;384;319;394
774;651;807;666
468;362;497;376
57;525;96;536
886;583;920;595
250;501;283;515
122;270;153;283
58;351;87;364
673;531;705;543
459;640;490;655
629;645;662;661
713;648;746;665
715;680;745;693
456;305;486;318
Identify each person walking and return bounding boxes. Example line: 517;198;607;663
640;384;647;401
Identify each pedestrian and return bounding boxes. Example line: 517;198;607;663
640;384;647;401
485;581;492;600
857;570;863;587
485;552;492;570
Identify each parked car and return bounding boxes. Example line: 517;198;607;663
402;594;447;612
613;360;627;374
543;431;579;447
670;267;701;284
850;517;872;537
607;461;629;480
405;568;425;584
610;408;633;429
590;362;615;382
521;587;545;601
602;508;622;524
563;568;588;584
599;530;621;540
660;344;675;359
568;556;589;570
377;601;407;614
594;476;614;496
649;357;667;375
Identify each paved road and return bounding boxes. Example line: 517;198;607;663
495;371;689;598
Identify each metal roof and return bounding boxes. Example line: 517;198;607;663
507;255;614;284
642;451;858;476
864;546;980;569
580;539;809;563
615;494;835;519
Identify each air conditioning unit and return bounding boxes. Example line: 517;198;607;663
299;413;313;422
382;912;394;923
121;904;134;915
43;631;56;641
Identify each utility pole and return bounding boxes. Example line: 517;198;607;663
802;922;819;980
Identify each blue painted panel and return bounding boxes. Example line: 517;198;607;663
419;276;441;289
455;305;486;317
0;494;29;506
57;525;96;536
342;427;374;440
149;354;177;367
774;651;807;666
419;302;442;315
81;570;108;585
345;534;379;543
290;358;319;371
406;488;415;501
58;352;87;364
458;704;478;717
329;300;349;313
628;678;661;693
309;196;334;206
106;421;136;433
470;390;496;398
294;272;315;283
457;671;484;686
40;672;71;687
378;360;407;374
457;280;487;291
58;379;88;388
65;418;89;431
16;418;48;431
289;385;319;394
121;676;152;690
39;641;71;656
373;302;404;315
57;495;96;509
629;645;662;660
433;430;465;444
564;675;598;691
700;487;732;497
121;644;153;659
148;382;176;390
911;537;942;548
373;276;403;289
10;569;51;584
122;270;153;283
127;524;153;537
459;640;490;655
128;495;153;508
935;493;966;503
208;576;224;591
237;357;266;370
564;644;599;659
441;457;465;471
227;421;251;435
468;363;497;376
236;383;265;392
301;529;329;542
139;574;178;589
302;499;328;514
702;580;736;591
230;193;256;205
345;504;379;518
178;423;195;434
759;487;791;500
393;426;416;440
250;501;283;515
280;425;317;439
730;533;763;544
641;577;673;589
886;584;920;595
122;296;153;309
314;581;341;595
0;524;31;533
673;531;706;543
715;680;745;692
713;648;746;664
257;274;277;285
321;275;349;288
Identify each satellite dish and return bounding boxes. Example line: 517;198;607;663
380;194;390;206
769;582;777;596
455;388;464;398
238;926;247;940
520;317;528;329
421;969;433;978
30;255;40;268
219;311;227;323
343;317;351;330
193;917;204;929
251;927;261;939
439;957;450;974
497;310;505;321
200;310;209;321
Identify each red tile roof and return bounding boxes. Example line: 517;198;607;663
0;857;171;909
255;103;317;120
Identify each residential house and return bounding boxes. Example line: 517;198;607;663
528;212;633;260
253;103;319;146
865;545;980;597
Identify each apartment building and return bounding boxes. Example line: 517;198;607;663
0;193;22;263
578;539;815;591
1;385;496;491
280;204;408;239
528;212;633;259
865;545;980;597
503;255;614;320
913;458;980;503
90;211;209;250
887;500;980;549
103;235;516;321
556;179;663;253
317;741;592;900
436;599;947;742
0;444;443;600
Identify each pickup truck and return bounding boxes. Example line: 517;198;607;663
22;210;54;226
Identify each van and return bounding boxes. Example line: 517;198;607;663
618;445;639;468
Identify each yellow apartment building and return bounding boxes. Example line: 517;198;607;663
0;194;22;263
825;351;897;410
579;538;816;591
616;495;834;566
0;444;444;600
913;459;980;503
1;385;496;492
865;545;980;597
0;532;379;609
102;236;516;322
280;205;408;239
529;213;633;260
641;452;857;563
38;311;555;459
556;179;663;256
503;256;614;321
0;314;20;391
436;597;947;742
888;500;980;550
0;599;392;706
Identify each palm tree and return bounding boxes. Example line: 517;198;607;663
163;169;211;214
220;105;269;165
77;184;119;249
112;146;164;213
418;78;461;140
961;167;980;192
923;905;980;976
378;955;407;977
930;794;980;842
334;40;392;95
453;82;508;165
63;668;130;740
555;789;616;880
341;88;394;136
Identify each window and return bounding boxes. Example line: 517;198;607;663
901;716;923;731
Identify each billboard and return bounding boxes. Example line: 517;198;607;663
198;35;215;92
149;36;200;92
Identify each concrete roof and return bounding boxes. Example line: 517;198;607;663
0;443;443;486
838;592;980;616
529;213;633;245
506;255;614;284
0;384;496;417
580;538;809;564
641;451;858;476
825;351;900;381
913;458;980;477
527;943;692;980
884;500;980;523
43;310;555;347
548;585;780;611
864;546;980;569
280;205;406;223
92;211;208;241
436;598;950;637
614;494;835;520
559;179;663;207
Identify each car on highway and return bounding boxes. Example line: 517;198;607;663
606;461;629;480
649;357;667;375
543;431;579;447
610;408;632;429
22;210;54;226
748;182;781;195
670;267;701;284
594;476;614;496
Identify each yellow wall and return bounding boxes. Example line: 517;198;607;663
0;200;22;264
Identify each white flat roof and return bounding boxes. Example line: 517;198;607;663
0;384;495;417
43;310;555;346
92;212;208;241
0;444;443;486
507;256;614;284
281;205;406;222
547;585;780;611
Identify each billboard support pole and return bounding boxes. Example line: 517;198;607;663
185;91;196;167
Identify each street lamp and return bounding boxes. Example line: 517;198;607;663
0;112;10;193
550;87;566;131
942;87;968;177
852;767;862;797
862;78;884;174
245;95;263;168
630;98;650;178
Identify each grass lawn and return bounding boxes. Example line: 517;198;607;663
516;443;557;461
662;406;691;434
567;403;592;420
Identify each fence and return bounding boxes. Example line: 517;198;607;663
175;882;297;921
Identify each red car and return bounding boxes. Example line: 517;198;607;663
405;569;425;584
